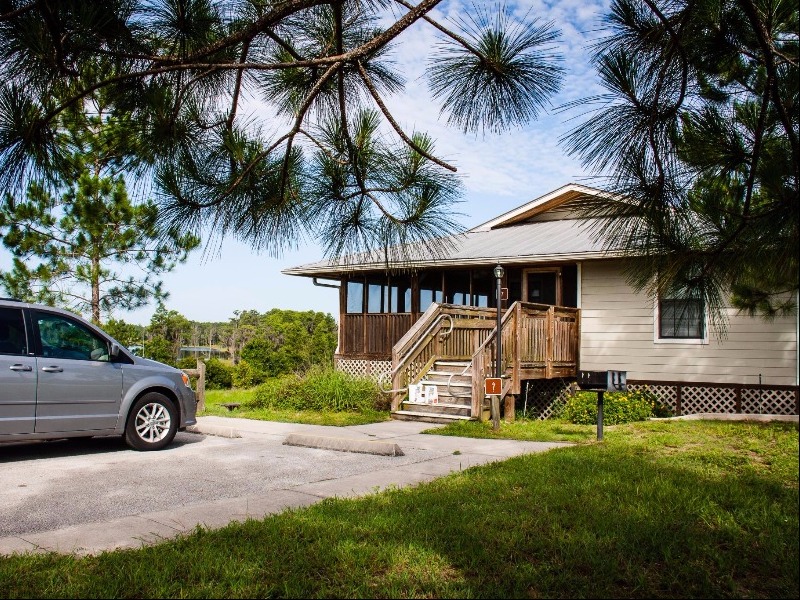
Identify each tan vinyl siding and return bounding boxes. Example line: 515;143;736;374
579;260;798;385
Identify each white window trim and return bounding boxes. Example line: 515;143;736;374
653;296;709;345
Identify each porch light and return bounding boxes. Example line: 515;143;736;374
493;264;504;280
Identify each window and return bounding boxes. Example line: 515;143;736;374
659;296;705;339
418;272;443;312
35;312;111;361
346;280;364;313
0;308;27;355
347;275;412;314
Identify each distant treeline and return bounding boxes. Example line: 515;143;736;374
104;305;337;388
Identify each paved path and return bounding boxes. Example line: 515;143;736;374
0;417;571;556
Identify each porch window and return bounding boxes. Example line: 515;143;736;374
659;296;705;339
347;275;412;314
419;272;443;312
471;269;493;307
445;271;470;305
346;280;364;313
367;280;388;313
389;277;412;313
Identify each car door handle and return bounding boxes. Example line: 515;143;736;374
41;366;64;373
9;364;33;372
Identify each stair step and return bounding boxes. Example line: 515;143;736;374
434;361;471;366
404;401;470;409
392;410;473;423
426;370;471;378
419;380;471;388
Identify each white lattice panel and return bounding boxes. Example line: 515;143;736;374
335;359;391;382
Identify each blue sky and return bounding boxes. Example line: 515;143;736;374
2;0;611;325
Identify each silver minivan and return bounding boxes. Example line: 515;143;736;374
0;298;197;450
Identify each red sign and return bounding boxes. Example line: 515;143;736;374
500;287;508;300
485;377;502;396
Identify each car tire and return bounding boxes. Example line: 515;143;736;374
124;392;178;451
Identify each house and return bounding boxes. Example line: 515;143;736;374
283;184;799;422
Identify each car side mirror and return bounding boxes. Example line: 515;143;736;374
110;343;120;359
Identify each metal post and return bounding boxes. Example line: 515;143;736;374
492;264;504;431
597;390;604;441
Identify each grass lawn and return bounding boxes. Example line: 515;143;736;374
423;417;600;443
1;420;797;598
200;388;391;427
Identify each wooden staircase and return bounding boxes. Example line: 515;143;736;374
392;360;476;423
385;302;580;423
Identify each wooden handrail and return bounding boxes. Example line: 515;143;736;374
387;303;498;411
383;300;580;419
380;310;454;394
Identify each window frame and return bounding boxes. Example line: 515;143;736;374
653;295;708;345
31;310;114;362
0;306;30;356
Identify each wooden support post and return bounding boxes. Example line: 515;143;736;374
196;358;206;413
504;393;515;423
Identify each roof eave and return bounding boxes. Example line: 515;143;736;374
281;250;627;278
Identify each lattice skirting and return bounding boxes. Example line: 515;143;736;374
519;379;576;420
335;358;392;382
627;380;799;416
519;379;798;419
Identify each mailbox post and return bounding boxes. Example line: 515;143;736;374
576;370;627;441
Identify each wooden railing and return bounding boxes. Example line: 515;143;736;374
340;313;414;357
470;303;580;419
388;303;498;411
385;301;580;419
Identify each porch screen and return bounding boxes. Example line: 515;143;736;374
419;272;443;312
346;280;364;313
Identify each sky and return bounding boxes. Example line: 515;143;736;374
1;0;611;326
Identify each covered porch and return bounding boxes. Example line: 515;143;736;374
338;263;578;360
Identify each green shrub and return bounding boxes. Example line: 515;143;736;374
231;360;268;388
561;390;668;425
248;366;386;413
203;357;234;389
176;357;197;370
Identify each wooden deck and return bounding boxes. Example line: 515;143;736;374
368;302;580;422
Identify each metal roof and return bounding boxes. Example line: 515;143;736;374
283;216;625;277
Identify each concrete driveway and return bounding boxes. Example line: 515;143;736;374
0;416;571;556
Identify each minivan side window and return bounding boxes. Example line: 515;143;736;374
0;307;28;355
35;312;111;362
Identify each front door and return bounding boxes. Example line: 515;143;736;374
0;306;36;435
32;310;123;433
522;269;561;305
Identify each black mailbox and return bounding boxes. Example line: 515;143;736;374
577;370;627;392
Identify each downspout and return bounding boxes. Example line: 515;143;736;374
313;277;342;359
